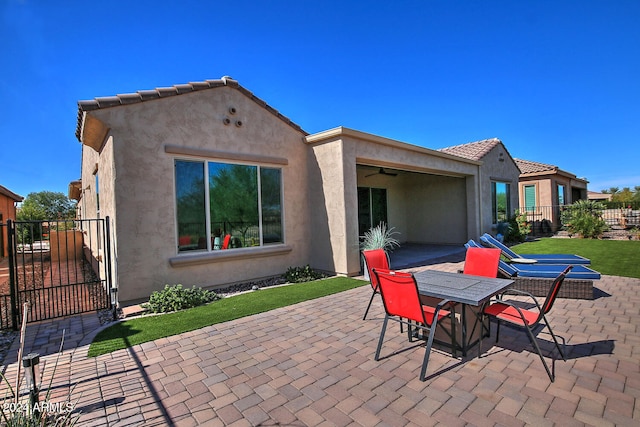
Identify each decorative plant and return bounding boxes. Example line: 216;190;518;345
359;222;400;252
282;265;325;283
560;200;608;239
505;210;531;243
142;284;219;313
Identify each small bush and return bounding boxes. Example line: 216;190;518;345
561;200;608;239
505;210;531;243
283;265;325;283
142;284;219;313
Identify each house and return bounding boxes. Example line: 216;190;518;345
587;190;612;202
0;185;23;258
71;77;520;304
438;138;521;234
515;158;588;233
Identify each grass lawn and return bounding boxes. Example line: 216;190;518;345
511;238;640;279
88;276;366;357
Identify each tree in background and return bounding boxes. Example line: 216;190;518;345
601;186;639;204
17;191;76;221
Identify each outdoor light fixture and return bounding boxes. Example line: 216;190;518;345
111;287;119;320
22;352;40;412
498;152;505;162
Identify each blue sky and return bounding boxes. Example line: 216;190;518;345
1;0;639;199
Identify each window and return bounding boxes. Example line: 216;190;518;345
357;187;388;236
524;185;536;212
491;181;511;224
175;160;283;253
557;184;566;206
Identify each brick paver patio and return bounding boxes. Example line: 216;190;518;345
1;259;639;426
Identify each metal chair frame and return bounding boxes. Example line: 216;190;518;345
373;268;450;381
479;265;572;381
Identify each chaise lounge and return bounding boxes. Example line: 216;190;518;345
480;233;591;265
465;240;600;299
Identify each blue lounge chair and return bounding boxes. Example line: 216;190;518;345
480;233;591;265
466;239;599;280
465;240;599;299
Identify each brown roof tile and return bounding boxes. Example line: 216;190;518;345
438;138;503;161
514;158;557;174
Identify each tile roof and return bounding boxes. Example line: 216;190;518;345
514;158;558;174
0;185;23;202
437;138;503;161
75;76;307;141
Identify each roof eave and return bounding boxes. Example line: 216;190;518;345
75;76;308;143
305;127;482;165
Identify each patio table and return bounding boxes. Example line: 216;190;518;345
412;269;514;357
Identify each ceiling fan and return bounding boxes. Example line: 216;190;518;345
365;167;398;178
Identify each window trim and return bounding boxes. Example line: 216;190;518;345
169;244;292;267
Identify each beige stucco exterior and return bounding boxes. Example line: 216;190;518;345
73;78;519;304
476;143;521;234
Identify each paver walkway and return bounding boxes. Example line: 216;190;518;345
1;260;639;426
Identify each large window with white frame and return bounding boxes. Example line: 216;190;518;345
491;181;511;224
175;159;283;253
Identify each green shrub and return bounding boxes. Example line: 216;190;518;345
283;265;325;283
505;210;531;243
560;200;608;239
142;284;219;313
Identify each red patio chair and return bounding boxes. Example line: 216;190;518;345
463;246;501;277
479;265;573;382
373;268;451;381
221;234;231;250
361;249;390;320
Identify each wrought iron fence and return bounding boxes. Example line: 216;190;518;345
0;218;112;330
517;204;640;236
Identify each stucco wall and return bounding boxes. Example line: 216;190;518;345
308;138;356;275
82;86;312;303
478;144;521;235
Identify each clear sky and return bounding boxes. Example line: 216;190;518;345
1;0;639;199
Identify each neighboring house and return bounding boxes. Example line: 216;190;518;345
71;76;518;304
587;190;612;202
515;158;588;232
0;185;23;258
438;138;521;234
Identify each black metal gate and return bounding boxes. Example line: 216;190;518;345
0;218;113;330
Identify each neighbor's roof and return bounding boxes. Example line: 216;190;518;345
0;185;23;202
514;158;558;174
515;158;588;183
438;138;508;161
75;76;307;141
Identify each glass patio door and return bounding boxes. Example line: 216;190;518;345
358;187;388;236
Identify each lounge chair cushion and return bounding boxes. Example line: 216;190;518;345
480;233;591;265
